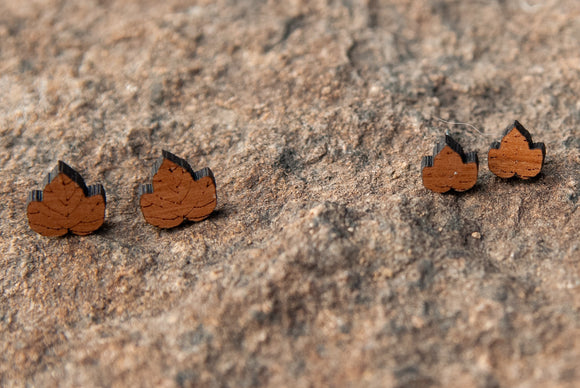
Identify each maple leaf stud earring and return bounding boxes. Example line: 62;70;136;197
139;150;217;228
27;161;106;236
488;120;546;179
421;134;479;193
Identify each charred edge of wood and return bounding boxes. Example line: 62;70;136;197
421;156;433;170
534;142;546;157
139;183;154;196
465;151;479;166
27;190;43;204
193;167;216;186
87;184;106;204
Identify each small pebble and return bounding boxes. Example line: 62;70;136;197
471;232;481;239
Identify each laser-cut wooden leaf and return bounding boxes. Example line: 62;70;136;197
27;161;106;236
139;150;217;228
488;120;546;179
421;135;479;193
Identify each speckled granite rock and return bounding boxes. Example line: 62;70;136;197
1;0;579;387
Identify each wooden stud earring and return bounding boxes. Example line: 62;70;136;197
139;150;217;228
421;134;479;193
488;120;546;179
27;161;106;236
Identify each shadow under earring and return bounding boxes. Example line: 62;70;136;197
421;134;479;193
139;150;217;228
488;120;546;179
27;161;106;236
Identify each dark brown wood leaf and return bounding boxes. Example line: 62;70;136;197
27;161;106;236
488;120;546;179
421;135;479;193
139;151;217;228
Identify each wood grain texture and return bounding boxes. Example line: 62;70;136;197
421;135;479;193
27;161;106;237
139;150;217;228
488;120;546;179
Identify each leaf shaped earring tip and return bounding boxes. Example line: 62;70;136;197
139;150;217;228
421;134;479;193
488;120;546;179
27;161;106;236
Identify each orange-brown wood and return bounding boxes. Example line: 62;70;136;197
421;135;479;193
27;161;106;237
488;121;545;179
140;150;217;228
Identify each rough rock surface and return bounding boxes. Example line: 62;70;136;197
1;1;579;387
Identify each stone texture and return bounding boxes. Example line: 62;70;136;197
1;0;579;387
